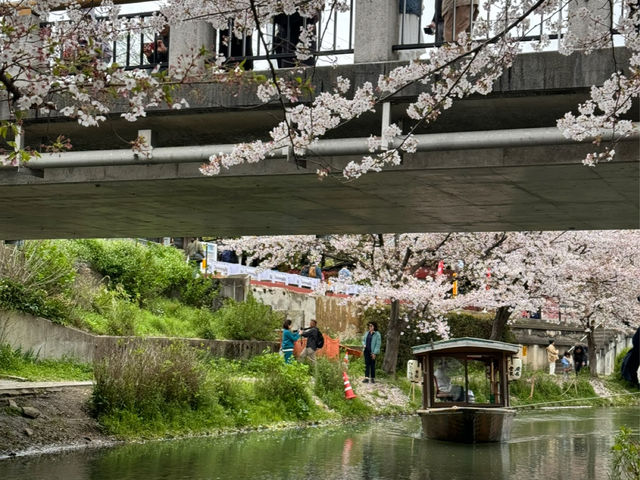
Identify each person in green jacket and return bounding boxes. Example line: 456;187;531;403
362;322;382;383
281;319;300;364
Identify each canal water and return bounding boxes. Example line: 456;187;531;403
1;408;638;479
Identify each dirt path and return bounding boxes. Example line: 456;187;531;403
0;385;115;458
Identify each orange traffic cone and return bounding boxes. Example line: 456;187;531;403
343;371;357;400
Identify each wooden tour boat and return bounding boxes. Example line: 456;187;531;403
411;337;522;443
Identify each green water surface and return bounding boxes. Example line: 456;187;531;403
1;407;638;479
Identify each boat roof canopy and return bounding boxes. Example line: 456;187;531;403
412;337;521;356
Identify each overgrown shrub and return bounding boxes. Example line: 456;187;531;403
208;295;282;340
91;285;138;336
0;241;76;322
0;241;76;294
76;239;193;303
92;340;207;418
23;241;77;294
248;353;313;419
612;347;631;382
314;357;345;397
0;278;71;322
610;426;640;480
179;276;220;309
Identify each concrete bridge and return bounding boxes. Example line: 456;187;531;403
0;1;637;239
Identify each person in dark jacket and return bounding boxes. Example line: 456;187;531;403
299;319;320;365
621;326;640;388
573;345;587;374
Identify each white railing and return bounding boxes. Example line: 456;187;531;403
206;260;362;295
207;260;322;290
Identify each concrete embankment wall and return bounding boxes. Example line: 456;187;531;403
0;310;278;364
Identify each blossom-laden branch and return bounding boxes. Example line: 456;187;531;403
0;0;636;174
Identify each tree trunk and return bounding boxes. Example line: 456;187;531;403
490;306;512;341
587;328;598;378
382;299;401;375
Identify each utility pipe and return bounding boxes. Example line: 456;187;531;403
13;124;639;170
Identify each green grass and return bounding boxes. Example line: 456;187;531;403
71;297;216;339
0;343;93;381
599;377;640;407
509;370;605;407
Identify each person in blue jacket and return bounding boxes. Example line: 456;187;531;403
362;322;382;383
281;319;300;364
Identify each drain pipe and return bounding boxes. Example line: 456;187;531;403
12;124;639;170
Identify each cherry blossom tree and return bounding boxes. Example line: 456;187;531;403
441;231;560;341
222;233;460;374
223;230;640;375
445;230;640;375
535;230;640;376
0;0;636;173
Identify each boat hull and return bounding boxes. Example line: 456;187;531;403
418;407;516;443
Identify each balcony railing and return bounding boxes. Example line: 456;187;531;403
396;0;628;53
49;0;627;71
109;2;355;71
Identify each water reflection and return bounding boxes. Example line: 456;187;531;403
1;408;638;480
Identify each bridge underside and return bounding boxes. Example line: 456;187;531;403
0;139;637;239
0;49;638;239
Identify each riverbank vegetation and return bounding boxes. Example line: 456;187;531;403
90;341;414;439
0;240;281;342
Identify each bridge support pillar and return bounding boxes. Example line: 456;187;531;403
567;0;612;47
354;0;399;62
168;21;215;72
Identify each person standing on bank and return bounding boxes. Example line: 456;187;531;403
362;322;381;383
546;339;559;375
573;345;587;374
299;319;320;365
281;319;300;364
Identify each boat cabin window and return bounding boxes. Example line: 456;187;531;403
431;354;504;406
433;356;465;403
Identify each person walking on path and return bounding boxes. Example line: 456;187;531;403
299;320;320;365
362;322;381;383
546;339;559;375
281;319;300;364
184;237;205;273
